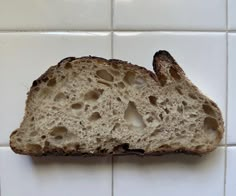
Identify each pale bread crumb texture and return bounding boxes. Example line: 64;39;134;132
10;51;224;156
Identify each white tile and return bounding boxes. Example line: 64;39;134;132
114;32;227;123
228;0;236;30
114;0;226;30
114;147;225;196
226;147;236;196
0;147;111;196
0;32;111;146
0;0;111;30
228;34;236;144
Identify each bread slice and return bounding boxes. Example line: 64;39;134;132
10;51;224;156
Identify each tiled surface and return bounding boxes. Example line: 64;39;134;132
0;147;112;196
0;0;235;196
228;0;236;30
114;147;225;196
228;34;236;145
226;147;236;196
114;0;226;30
0;0;111;30
0;32;111;145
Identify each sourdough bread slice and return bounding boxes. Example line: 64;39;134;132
10;51;224;156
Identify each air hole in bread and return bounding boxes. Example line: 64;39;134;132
116;97;121;102
41;135;46;139
89;112;101;121
195;145;204;150
182;101;187;106
175;86;183;95
47;78;56;87
50;126;68;137
124;71;136;85
31;117;34;121
181;130;186;134
85;105;90;111
71;102;83;109
164;108;169;114
30;131;38;137
64;62;72;69
84;89;103;102
96;138;101;143
146;116;154;123
97;80;111;87
159;113;163;121
177;105;183;113
96;70;114;81
117;82;125;89
189;93;197;100
26;144;42;152
55;135;63;140
150;129;161;137
113;143;129;153
204;117;218;131
204;117;219;140
124;101;146;128
169;66;181;80
149;96;157;106
189;114;197;118
17;138;22;142
159;144;171;149
203;104;215;116
54;92;66;102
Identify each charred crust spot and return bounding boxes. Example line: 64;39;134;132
32;80;38;87
153;50;177;65
58;57;76;67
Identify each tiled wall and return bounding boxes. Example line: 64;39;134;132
0;1;235;196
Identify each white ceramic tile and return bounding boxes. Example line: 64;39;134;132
226;147;236;196
114;147;225;196
0;147;111;196
0;32;111;146
228;34;236;144
114;0;226;30
228;0;236;30
0;0;111;30
114;32;226;123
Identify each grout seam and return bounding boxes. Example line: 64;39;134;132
224;0;229;196
0;30;234;33
111;1;114;196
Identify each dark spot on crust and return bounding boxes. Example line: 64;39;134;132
32;80;38;87
58;57;76;67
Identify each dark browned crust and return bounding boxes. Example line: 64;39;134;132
9;50;224;156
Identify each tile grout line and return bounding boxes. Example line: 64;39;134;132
0;30;235;33
111;1;114;196
224;0;229;196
